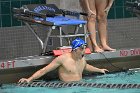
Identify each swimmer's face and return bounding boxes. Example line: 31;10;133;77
77;44;86;54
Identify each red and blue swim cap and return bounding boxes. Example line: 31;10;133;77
71;38;86;50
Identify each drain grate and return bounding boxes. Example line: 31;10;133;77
17;81;140;89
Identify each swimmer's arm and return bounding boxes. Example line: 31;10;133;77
108;0;114;7
85;64;102;72
84;0;95;15
84;64;108;74
104;0;114;14
86;0;91;11
27;57;61;82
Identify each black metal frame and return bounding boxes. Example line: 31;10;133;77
13;4;88;55
126;0;140;19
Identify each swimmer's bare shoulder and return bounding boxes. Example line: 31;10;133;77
54;52;71;64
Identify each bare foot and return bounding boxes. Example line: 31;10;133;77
94;46;104;53
102;45;116;51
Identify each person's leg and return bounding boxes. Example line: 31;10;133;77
95;0;115;51
80;0;104;52
79;0;94;52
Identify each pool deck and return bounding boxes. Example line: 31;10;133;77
0;48;140;84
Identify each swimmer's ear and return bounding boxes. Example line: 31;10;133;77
73;49;77;52
82;54;84;57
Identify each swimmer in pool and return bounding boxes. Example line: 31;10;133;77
19;38;108;83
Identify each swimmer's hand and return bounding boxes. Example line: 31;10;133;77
87;10;96;16
104;6;111;14
18;78;32;83
100;69;109;74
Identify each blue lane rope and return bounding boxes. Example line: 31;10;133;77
17;81;140;89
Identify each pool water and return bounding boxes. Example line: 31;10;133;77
1;70;140;93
